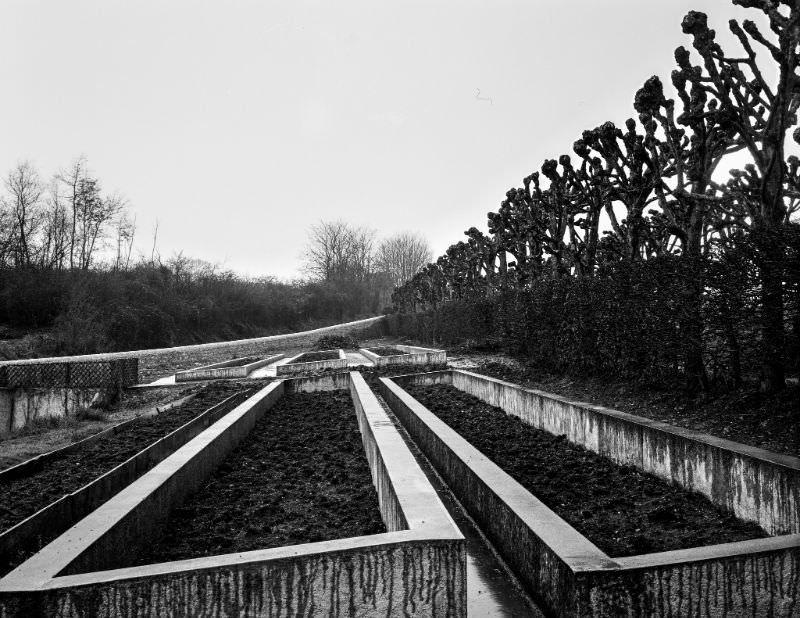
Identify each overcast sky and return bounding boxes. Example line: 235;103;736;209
1;1;768;280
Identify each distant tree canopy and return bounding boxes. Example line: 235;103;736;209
0;169;431;358
392;1;800;394
302;220;432;318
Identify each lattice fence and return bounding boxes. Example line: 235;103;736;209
0;358;139;389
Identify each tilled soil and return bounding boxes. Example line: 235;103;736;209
0;382;250;535
293;350;340;362
133;390;385;565
369;347;409;357
405;383;768;558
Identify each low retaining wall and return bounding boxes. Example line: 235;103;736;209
174;353;284;382
443;370;799;537
0;373;465;617
381;372;800;617
360;344;446;368
0;388;105;437
0;392;248;575
276;349;348;376
0;317;385;384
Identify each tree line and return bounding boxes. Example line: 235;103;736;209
0;157;431;358
392;2;800;394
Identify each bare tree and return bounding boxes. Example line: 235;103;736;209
303;220;377;282
39;178;70;269
114;211;137;271
3;161;44;267
375;231;432;287
57;156;86;270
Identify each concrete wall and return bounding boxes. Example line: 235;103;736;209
449;370;800;536
383;371;800;617
174;353;284;382
0;392;248;573
276;349;348;376
0;373;465;618
585;542;800;617
380;375;606;617
0;388;104;437
0;316;385;384
360;345;446;368
0;542;465;618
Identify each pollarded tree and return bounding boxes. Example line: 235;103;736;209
576;120;663;263
679;4;800;392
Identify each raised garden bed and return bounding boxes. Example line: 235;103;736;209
360;344;446;368
0;374;465;617
294;350;339;362
276;348;348;376
133;390;384;565
404;383;765;557
0;383;251;575
174;353;283;382
380;370;800;617
368;347;410;357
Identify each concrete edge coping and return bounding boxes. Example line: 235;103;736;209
0;383;285;591
359;348;385;363
286;348;347;364
349;371;460;539
0;391;248;568
380;376;616;573
0;316;385;366
40;530;436;590
359;345;446;366
174;353;285;381
396;345;446;355
394;369;800;573
276;349;349;374
613;533;800;571
453;369;800;473
2;372;461;593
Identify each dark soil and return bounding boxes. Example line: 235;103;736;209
292;350;339;363
314;334;360;350
369;347;409;357
0;382;250;535
405;383;768;558
132;391;385;565
459;357;800;457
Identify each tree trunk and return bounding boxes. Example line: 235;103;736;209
757;230;786;392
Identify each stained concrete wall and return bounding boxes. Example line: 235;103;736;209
450;370;800;536
1;542;465;618
1;374;466;618
379;376;601;617
0;388;103;437
382;374;800;617
584;543;800;617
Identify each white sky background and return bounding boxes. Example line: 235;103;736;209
0;1;773;280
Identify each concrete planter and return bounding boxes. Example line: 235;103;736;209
0;373;465;617
0;392;246;576
275;348;348;376
380;370;800;618
360;345;446;368
174;353;284;382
